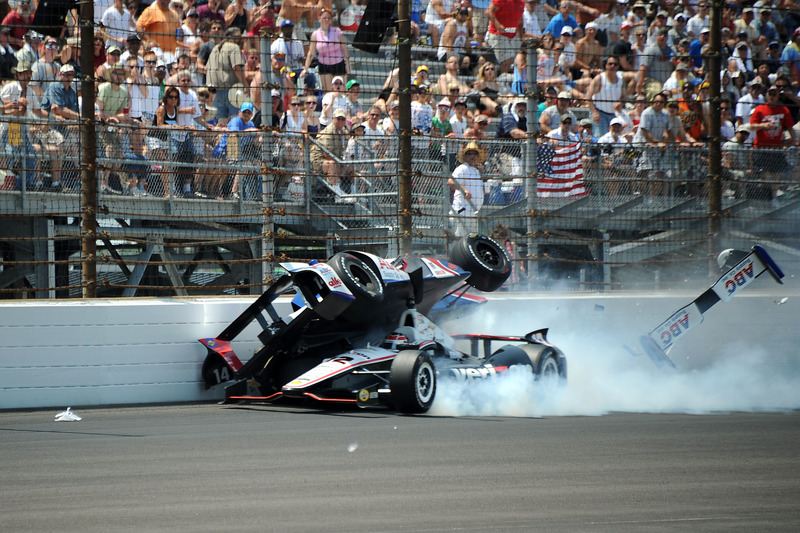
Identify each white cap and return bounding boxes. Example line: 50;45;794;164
610;117;625;127
561;26;573;36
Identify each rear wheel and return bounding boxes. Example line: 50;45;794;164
329;253;384;303
390;350;436;413
449;234;511;292
519;344;567;393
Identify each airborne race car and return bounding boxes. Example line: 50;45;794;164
200;234;567;413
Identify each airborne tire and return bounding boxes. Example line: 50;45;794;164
449;234;511;292
329;252;384;303
390;350;437;413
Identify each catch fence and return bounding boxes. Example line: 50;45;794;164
1;28;798;298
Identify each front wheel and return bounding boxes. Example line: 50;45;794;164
390;350;437;413
449;234;511;292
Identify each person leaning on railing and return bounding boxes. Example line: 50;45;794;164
40;63;80;191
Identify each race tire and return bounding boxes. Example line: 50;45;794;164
390;350;437;413
329;252;384;303
519;344;567;392
449;233;511;292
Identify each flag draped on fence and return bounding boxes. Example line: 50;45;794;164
537;142;586;198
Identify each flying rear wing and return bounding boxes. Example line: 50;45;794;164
638;246;785;369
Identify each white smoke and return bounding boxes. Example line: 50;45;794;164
431;298;800;417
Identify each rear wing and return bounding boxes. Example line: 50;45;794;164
638;246;784;369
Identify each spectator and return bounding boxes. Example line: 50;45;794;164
668;12;689;47
775;76;800;123
382;99;399;135
666;97;704;196
722;124;750;198
686;1;709;41
1;61;44;188
546;113;580;148
754;8;778;54
345;79;365;124
174;69;204;196
243;47;260;86
719;98;735;141
304;94;321;137
764;40;782;75
102;0;136;48
661;61;694;98
632;92;670;198
448;141;487;237
97;62;130;193
121;34;144;70
437;55;471;96
544;1;579;40
206;27;247;122
523;0;542;39
249;0;277;38
598;116;631;195
276;0;312;40
539;90;576;134
439;7;473;61
361;105;386;158
344;121;370;194
126;57;158;124
471;0;491;47
226;101;261;199
574;21;604;80
320;75;347;127
465;112;490;140
636;28;674;100
303;9;350;91
425;0;457;49
645;10;670;47
497;97;527;174
97;45;123;82
152;86;181;195
750;84;798;201
735;79;764;128
732;39;754;79
195;20;223;83
197;0;225;26
533;34;564;92
40;63;80;189
431;97;453;165
781;28;800;88
734;8;758;45
486;0;524;74
310;107;349;198
586;55;626;137
225;0;251;34
15;30;41;66
123;124;153;196
595;0;626;46
625;1;647;31
1;0;32;51
30;37;60;100
137;0;182;55
0;26;16;81
272;20;307;81
411;83;434;159
472;62;508;116
182;8;201;48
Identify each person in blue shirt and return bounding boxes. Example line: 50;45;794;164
224;101;261;198
543;1;579;39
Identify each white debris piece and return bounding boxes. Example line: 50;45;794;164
54;407;82;422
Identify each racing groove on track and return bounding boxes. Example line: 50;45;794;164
1;405;798;532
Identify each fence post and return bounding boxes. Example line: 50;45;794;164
80;0;97;298
260;30;275;287
525;40;539;288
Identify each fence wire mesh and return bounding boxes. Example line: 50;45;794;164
1;11;799;298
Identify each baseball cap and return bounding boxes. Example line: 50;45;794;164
333;108;347;119
438;97;451;108
621;21;632;29
473;114;488;123
416;65;428;73
610;117;625;127
560;113;572;123
240;101;255;113
331;75;344;85
579;118;592;127
557;91;571;100
271;88;281;98
389;100;400;109
748;78;762;88
127;33;142;42
12;61;32;73
585;22;597;31
735;124;749;133
186;8;198;17
346;79;360;90
561;26;573;36
281;19;295;27
59;63;75;75
107;45;122;55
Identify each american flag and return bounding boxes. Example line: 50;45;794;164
537;142;586;198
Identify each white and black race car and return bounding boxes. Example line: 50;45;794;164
200;234;567;413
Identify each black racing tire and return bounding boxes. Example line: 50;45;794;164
519;344;567;392
390;350;437;413
329;252;384;304
449;233;511;292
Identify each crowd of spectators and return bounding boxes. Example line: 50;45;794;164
0;0;798;202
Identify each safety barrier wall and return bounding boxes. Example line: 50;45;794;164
1;290;796;410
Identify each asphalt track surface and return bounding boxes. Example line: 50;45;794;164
1;404;798;532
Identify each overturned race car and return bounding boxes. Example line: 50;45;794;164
199;234;567;413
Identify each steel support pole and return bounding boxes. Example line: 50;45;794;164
80;0;97;297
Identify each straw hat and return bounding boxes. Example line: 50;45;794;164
457;141;487;164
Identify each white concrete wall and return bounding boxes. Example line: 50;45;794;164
1;289;796;410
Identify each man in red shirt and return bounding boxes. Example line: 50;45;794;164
486;0;524;75
749;84;798;201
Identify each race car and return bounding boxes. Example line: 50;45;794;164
199;234;568;413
